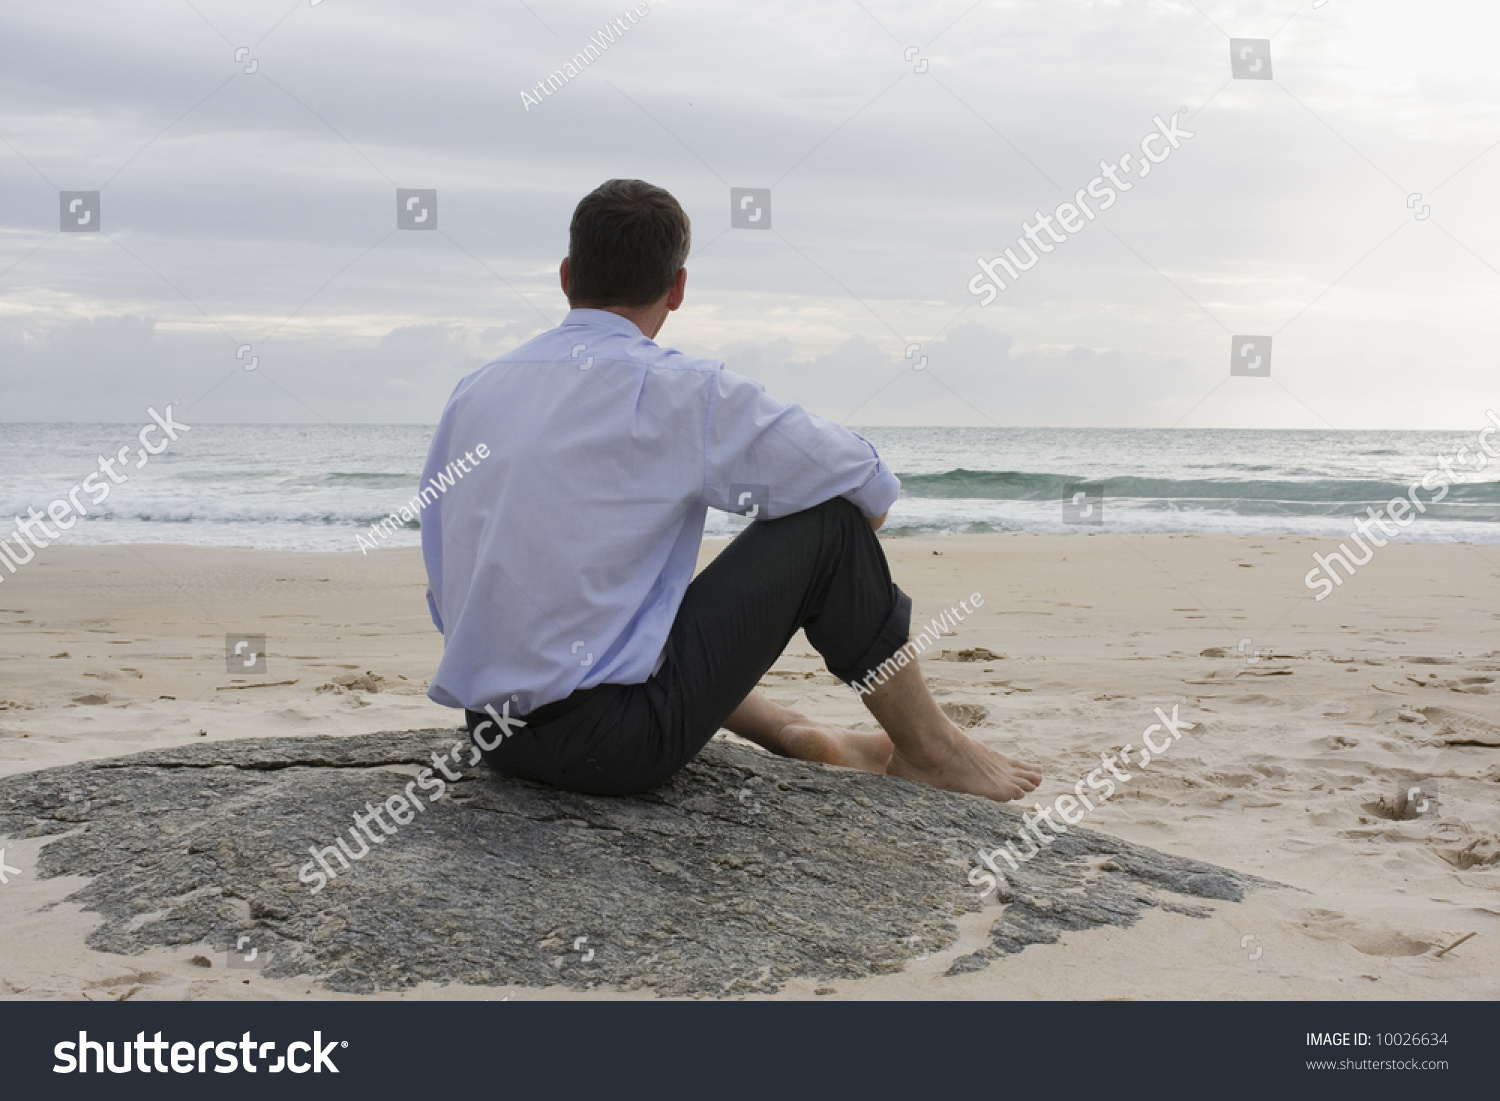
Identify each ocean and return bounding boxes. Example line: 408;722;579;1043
1;423;1497;551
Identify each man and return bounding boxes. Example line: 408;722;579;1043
421;179;1041;802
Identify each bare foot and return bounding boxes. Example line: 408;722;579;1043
887;723;1042;803
769;719;894;775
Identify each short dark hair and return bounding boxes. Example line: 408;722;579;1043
567;179;691;308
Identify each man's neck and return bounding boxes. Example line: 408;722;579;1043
576;302;668;340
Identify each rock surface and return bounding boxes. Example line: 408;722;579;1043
0;730;1276;996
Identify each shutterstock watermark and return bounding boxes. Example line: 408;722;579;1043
968;704;1196;896
54;1031;344;1074
968;112;1195;305
0;405;190;584
1304;410;1500;600
297;701;525;893
853;592;984;697
520;4;650;111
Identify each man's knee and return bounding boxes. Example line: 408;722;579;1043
776;494;865;530
823;495;866;523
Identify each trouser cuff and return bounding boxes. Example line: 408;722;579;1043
829;583;912;688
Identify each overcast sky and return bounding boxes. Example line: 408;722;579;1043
1;0;1496;428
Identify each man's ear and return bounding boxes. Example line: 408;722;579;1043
666;267;686;312
559;257;571;299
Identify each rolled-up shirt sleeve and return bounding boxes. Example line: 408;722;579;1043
702;367;901;519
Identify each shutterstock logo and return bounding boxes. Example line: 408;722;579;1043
60;191;100;232
1062;484;1104;526
397;188;437;230
727;483;769;527
54;1031;346;1074
226;633;267;674
227;934;269;970
969;113;1193;304
1230;39;1272;80
1231;336;1272;377
731;187;771;229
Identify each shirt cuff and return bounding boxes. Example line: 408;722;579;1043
843;466;901;519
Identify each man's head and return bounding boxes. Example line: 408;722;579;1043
562;180;690;336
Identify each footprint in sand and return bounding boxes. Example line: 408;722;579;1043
938;702;989;728
84;970;170;1002
1362;783;1439;821
1293;909;1434;957
1414;706;1500;747
1438;835;1500;869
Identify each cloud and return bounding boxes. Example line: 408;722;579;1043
0;0;1496;426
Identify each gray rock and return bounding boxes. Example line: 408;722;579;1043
0;730;1277;996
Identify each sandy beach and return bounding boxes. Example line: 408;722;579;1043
1;533;1497;1000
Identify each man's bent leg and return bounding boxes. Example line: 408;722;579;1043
473;496;1039;801
722;689;893;774
655;496;1041;802
862;655;1042;802
619;496;910;788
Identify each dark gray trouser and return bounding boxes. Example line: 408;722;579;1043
465;496;912;796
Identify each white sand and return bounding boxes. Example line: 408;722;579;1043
1;534;1497;1000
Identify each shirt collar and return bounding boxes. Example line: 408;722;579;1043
562;308;647;338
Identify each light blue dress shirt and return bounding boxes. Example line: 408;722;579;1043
421;308;901;715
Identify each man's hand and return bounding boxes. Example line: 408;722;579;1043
869;511;887;532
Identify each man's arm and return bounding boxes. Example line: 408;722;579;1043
869;511;887;532
702;368;901;523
